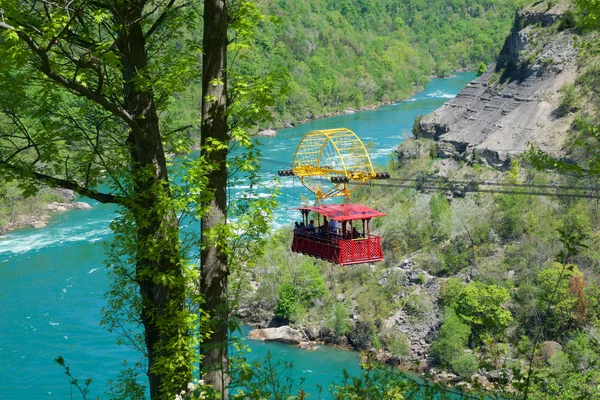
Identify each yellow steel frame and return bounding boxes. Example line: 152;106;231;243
292;128;376;201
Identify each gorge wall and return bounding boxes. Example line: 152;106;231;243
416;0;578;169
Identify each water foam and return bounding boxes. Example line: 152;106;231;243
427;90;456;99
0;220;112;255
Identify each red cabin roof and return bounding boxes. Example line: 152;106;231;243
296;203;386;222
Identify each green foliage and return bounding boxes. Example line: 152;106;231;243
296;261;327;303
440;278;465;308
331;358;501;399
453;281;513;342
556;83;577;117
275;283;300;321
355;286;394;326
412;114;425;139
238;0;523;124
434;240;471;276
328;302;351;337
429;193;451;238
528;370;600;400
331;363;412;400
434;62;452;78
534;263;587;338
401;291;434;320
430;309;471;368
497;193;527;239
576;0;600;30
382;331;410;359
371;332;383;350
441;279;512;343
476;62;487;76
507;159;521;184
557;10;577;32
450;353;479;378
230;349;307;400
55;356;93;400
565;332;599;372
0;183;70;232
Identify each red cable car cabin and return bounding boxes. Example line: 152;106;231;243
291;203;386;266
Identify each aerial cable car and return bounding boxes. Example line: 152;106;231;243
278;128;390;266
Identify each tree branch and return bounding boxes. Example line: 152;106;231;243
0;161;125;204
44;0;89;53
144;0;176;39
0;20;138;131
144;0;191;39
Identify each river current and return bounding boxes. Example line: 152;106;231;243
0;72;475;399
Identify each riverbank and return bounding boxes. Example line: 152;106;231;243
257;85;426;134
0;188;91;235
243;321;503;394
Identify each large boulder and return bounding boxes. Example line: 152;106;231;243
247;325;304;344
73;202;92;210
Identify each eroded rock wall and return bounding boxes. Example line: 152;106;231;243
417;0;578;169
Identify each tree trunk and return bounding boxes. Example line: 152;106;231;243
200;0;230;397
115;4;191;399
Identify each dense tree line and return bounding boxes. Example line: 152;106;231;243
176;0;525;128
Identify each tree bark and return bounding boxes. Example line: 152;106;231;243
0;2;194;399
114;3;191;398
200;0;230;397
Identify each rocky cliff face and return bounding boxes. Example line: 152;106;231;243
417;0;578;169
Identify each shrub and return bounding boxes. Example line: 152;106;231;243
453;281;513;342
329;302;350;337
401;291;434;320
295;261;327;304
450;353;479;377
435;240;470;276
556;83;577;117
565;333;598;372
435;62;452;78
558;10;576;31
429;193;451;238
430;309;471;367
476;62;487;76
497;194;526;239
439;278;464;308
384;331;410;358
412;114;424;139
274;283;299;321
371;332;382;349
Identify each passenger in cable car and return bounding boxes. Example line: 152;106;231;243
352;226;362;239
316;218;328;239
299;222;306;235
294;221;300;233
328;219;338;234
307;219;315;232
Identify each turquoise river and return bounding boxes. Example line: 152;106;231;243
0;72;475;399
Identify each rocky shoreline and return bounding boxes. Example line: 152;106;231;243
244;320;506;392
241;247;520;393
0;189;91;236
